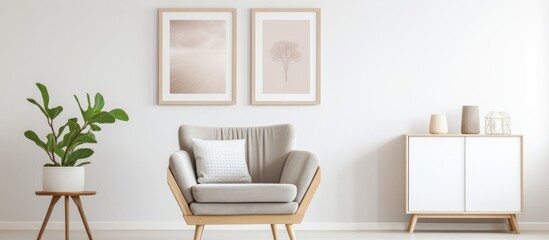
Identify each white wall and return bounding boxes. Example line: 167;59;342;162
1;0;548;227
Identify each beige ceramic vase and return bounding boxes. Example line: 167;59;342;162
429;114;448;134
461;105;480;134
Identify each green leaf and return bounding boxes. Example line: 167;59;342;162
74;95;88;121
67;118;81;133
94;93;105;112
47;106;63;120
76;161;91;167
80;132;96;141
53;146;65;159
109;109;129;121
24;130;47;152
85;94;94;122
27;98;49;119
67;148;94;166
89;123;101;131
44;163;57;167
61;132;72;149
61;118;81;153
72;133;97;148
86;94;92;111
46;133;56;152
89;112;115;124
56;122;69;139
36;83;50;110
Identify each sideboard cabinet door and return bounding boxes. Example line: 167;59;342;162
408;137;465;212
465;137;522;212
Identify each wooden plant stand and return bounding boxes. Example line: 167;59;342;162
35;191;96;240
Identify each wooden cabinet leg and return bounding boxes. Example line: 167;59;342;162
270;224;278;240
37;196;61;240
507;217;515;232
194;225;204;240
285;224;296;240
72;196;93;239
510;214;520;234
408;214;419;233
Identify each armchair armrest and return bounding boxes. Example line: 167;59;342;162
169;150;197;203
280;150;319;203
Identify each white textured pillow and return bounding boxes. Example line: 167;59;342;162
192;138;252;183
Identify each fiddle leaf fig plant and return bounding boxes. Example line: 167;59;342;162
24;83;129;167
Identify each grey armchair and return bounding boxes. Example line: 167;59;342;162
167;124;320;240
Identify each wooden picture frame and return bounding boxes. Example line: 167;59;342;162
158;8;236;105
251;8;321;105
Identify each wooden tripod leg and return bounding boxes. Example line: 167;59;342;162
285;224;296;240
194;225;204;240
72;196;93;239
270;224;278;240
408;214;419;233
37;196;61;240
510;214;520;234
65;196;70;240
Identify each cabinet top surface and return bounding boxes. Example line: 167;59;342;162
406;134;523;137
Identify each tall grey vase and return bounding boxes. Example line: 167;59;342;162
461;105;480;134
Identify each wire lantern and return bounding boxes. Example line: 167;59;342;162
485;111;511;134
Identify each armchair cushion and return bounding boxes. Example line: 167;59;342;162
192;138;252;183
190;202;298;215
192;183;297;203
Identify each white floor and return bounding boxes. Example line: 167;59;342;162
2;230;549;240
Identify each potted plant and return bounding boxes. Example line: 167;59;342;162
24;83;128;192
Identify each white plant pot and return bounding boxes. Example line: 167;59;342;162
43;167;85;192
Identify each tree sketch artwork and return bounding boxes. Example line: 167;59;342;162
260;19;311;95
252;10;319;104
270;41;301;82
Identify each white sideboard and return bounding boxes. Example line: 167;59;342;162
405;134;523;233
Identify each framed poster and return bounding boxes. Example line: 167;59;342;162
252;8;321;105
158;8;236;105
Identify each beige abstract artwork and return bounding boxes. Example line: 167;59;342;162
169;20;226;94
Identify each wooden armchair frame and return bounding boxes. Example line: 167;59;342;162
167;167;321;240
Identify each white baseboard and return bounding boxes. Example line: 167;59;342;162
1;222;549;231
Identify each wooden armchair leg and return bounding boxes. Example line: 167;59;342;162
270;224;278;240
194;225;204;240
285;224;296;240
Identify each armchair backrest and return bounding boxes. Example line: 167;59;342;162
178;124;295;183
